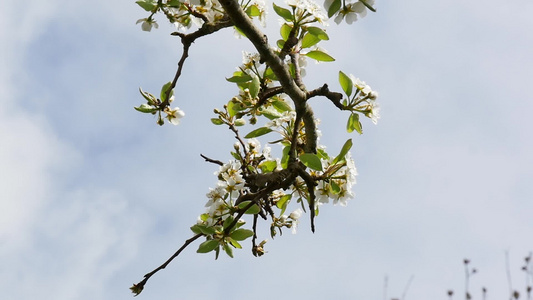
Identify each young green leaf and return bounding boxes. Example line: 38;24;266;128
332;138;353;165
229;238;242;249
272;99;292;112
277;39;286;50
259;160;278;173
347;113;363;134
190;224;216;235
280;23;292;41
230;229;254;241
211;118;224;125
197;239;219;253
339;71;353;97
237;201;261;214
276;194;292;215
327;0;341;18
330;180;341;194
160;81;173;103
244;127;273;138
299;153;323;171
273;3;293;21
223;216;235;230
134;103;158;113
249;75;260;98
246;5;261;17
226;72;252;83
136;0;157;12
223;243;234;258
316;148;330;160
139;87;156;104
301;33;321;49
167;0;181;7
305;50;335;62
307;27;329;40
259;106;282;120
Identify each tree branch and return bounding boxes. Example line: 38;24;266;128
218;0;318;153
130;233;204;296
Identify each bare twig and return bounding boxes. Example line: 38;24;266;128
131;233;203;296
200;154;224;166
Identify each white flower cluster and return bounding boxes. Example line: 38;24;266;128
163;98;186;125
350;75;380;124
265;111;296;129
199;139;277;226
315;151;358;206
324;0;375;24
287;0;328;24
274;208;303;234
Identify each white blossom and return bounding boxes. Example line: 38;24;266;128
164;106;185;125
136;18;159;32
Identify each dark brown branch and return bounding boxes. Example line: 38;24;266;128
307;84;344;110
161;16;234;108
257;86;284;107
200;154;224;166
131;233;203;296
218;0;318;153
297;167;318;232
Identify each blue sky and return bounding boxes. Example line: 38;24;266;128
2;0;533;299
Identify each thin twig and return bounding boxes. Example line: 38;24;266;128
200;154;224;166
131;233;203;295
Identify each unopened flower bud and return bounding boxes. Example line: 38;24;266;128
234;118;246;126
289;209;303;220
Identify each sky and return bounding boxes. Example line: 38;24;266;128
1;0;533;299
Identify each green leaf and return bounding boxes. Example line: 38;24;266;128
263;68;277;81
249;75;260;98
139;87;156;105
237;201;261;214
259;106;282;120
273;3;293;21
307;27;329;40
305;50;335;62
347;113;363;134
277;39;285;50
301;33;321;49
223;216;235;230
230;229;254;241
160;81;173;103
300;153;323;171
276;194;292;215
259;160;278;173
246;5;261;17
272;99;292;112
226;72;252;83
134;103;158;113
330;180;341;194
245;127;273;138
223;243;234;258
316;148;330;160
136;0;157;11
281;146;290;169
227;100;245;117
167;0;181;7
191;224;216;235
332;139;353;165
229;238;242;249
327;0;341;18
197;239;219;253
280;23;292;41
339;71;353;97
211;118;224;125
